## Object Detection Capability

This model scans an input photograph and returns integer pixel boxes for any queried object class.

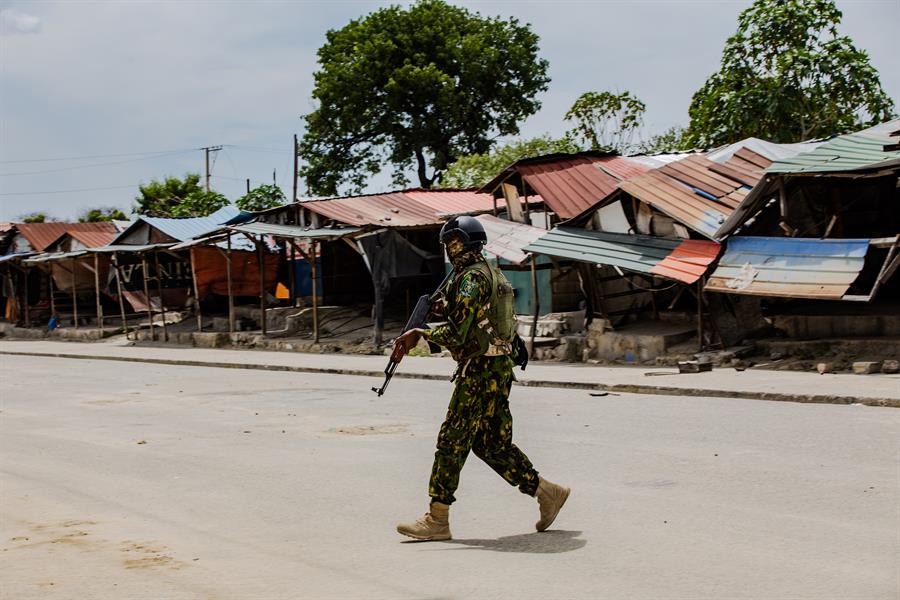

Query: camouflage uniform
[422,259,539,505]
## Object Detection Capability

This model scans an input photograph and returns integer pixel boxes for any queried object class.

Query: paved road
[1,354,898,599]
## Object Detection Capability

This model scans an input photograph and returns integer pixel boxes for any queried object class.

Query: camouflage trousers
[428,355,539,505]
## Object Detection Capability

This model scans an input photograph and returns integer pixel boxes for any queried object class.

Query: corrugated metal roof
[617,153,770,240]
[24,250,89,264]
[766,119,900,174]
[13,222,118,252]
[401,189,496,216]
[111,206,243,244]
[475,215,548,265]
[514,156,649,219]
[302,189,492,228]
[229,222,360,240]
[478,152,649,220]
[524,226,720,284]
[66,229,118,248]
[714,119,900,240]
[705,237,870,299]
[0,251,37,263]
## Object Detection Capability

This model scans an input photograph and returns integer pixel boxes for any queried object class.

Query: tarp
[191,245,280,299]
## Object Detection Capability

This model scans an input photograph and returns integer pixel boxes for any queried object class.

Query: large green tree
[439,135,581,189]
[685,0,895,147]
[236,184,286,212]
[564,91,646,154]
[298,0,550,195]
[134,173,228,218]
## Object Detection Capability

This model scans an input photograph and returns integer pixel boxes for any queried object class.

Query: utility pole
[202,145,223,192]
[292,134,298,205]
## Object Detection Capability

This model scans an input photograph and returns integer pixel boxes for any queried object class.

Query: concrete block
[816,362,835,374]
[192,332,230,348]
[881,359,899,374]
[852,361,881,375]
[678,361,713,373]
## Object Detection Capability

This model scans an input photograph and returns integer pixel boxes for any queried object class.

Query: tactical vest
[448,260,517,359]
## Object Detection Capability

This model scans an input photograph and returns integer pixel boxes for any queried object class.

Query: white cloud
[0,7,41,35]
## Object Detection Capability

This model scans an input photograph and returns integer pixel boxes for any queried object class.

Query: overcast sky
[1,0,897,222]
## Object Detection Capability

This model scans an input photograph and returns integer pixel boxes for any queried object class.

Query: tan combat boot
[535,476,570,532]
[396,502,452,541]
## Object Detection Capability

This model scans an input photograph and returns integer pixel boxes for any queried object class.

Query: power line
[0,147,202,164]
[0,184,140,196]
[0,149,197,177]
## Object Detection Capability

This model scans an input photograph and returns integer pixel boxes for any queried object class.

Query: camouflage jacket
[421,264,492,362]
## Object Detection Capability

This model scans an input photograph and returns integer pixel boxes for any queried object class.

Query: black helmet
[439,216,487,249]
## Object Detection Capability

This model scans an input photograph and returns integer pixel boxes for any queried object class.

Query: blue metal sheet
[705,237,871,299]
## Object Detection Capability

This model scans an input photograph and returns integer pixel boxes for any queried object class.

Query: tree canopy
[236,184,286,212]
[78,207,128,223]
[20,212,52,223]
[685,0,895,147]
[564,91,646,154]
[298,0,550,195]
[439,135,581,189]
[134,173,229,218]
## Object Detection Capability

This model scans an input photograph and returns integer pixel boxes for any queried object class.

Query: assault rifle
[372,270,453,397]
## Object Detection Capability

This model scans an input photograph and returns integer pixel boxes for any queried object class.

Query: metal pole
[113,253,129,333]
[530,253,540,359]
[226,234,235,335]
[311,239,319,343]
[190,247,203,332]
[93,253,103,331]
[153,250,169,342]
[71,258,79,329]
[257,236,267,336]
[140,254,155,341]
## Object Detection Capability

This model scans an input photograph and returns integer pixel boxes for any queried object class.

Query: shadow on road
[434,530,586,554]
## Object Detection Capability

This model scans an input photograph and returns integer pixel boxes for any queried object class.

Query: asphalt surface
[1,354,898,599]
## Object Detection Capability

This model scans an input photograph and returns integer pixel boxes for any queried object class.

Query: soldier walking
[393,216,570,541]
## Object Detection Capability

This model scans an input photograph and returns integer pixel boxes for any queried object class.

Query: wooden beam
[93,253,103,331]
[113,253,129,334]
[153,250,169,342]
[71,259,78,329]
[311,239,319,343]
[140,254,154,341]
[190,247,202,332]
[226,234,235,335]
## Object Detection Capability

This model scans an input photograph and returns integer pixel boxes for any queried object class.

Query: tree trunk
[415,148,433,188]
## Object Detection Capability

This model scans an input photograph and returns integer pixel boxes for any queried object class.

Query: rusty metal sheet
[14,222,118,252]
[475,214,548,265]
[481,153,649,220]
[619,170,731,239]
[705,237,870,299]
[660,155,738,198]
[402,189,495,216]
[67,230,118,248]
[302,189,493,228]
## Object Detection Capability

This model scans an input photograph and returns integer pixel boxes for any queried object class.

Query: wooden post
[258,235,267,336]
[49,267,56,320]
[492,195,498,217]
[71,258,79,329]
[153,250,169,342]
[697,278,704,352]
[141,253,155,341]
[288,241,296,307]
[190,247,203,332]
[113,253,129,333]
[521,182,530,225]
[226,234,235,335]
[311,239,319,343]
[530,253,540,359]
[93,253,103,331]
[292,133,299,206]
[22,265,30,327]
